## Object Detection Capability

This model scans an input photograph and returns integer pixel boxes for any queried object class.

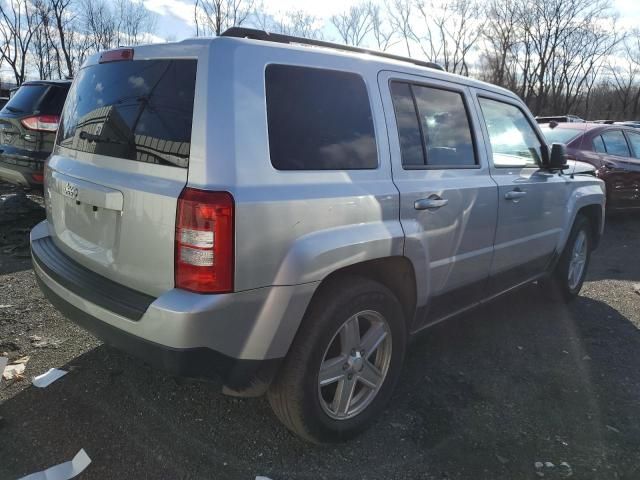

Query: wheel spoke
[358,360,383,389]
[360,323,387,359]
[319,355,347,386]
[569,262,576,284]
[340,316,361,354]
[318,310,394,420]
[578,233,586,254]
[332,376,357,416]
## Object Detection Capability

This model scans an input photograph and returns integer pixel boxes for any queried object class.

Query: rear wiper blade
[79,130,127,144]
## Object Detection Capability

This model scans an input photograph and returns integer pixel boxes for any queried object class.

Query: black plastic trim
[31,236,155,320]
[35,274,282,393]
[222,27,445,71]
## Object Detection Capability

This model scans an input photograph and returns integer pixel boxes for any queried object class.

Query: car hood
[566,159,597,176]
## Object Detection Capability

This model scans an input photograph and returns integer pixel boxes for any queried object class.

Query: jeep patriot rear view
[31,28,605,443]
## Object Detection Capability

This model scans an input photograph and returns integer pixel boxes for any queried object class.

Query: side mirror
[547,143,569,171]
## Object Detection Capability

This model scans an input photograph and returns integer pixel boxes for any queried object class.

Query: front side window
[601,130,630,157]
[265,65,377,170]
[389,81,476,168]
[478,97,542,168]
[58,59,197,168]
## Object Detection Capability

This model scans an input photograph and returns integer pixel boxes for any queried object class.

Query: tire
[267,275,407,443]
[544,215,592,301]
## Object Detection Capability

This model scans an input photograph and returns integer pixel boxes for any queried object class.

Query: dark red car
[540,122,640,211]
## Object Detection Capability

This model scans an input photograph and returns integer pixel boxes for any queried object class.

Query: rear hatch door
[0,83,68,155]
[45,46,201,297]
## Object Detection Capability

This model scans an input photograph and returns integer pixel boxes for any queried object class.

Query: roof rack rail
[221,27,445,72]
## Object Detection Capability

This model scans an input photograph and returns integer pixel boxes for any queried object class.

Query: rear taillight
[21,115,60,132]
[31,172,44,183]
[175,187,234,293]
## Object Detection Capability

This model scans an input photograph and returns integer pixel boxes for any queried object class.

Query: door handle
[505,189,527,200]
[414,196,449,210]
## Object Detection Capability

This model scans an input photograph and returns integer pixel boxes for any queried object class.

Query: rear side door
[379,71,498,328]
[471,91,570,294]
[600,129,640,209]
[622,130,640,208]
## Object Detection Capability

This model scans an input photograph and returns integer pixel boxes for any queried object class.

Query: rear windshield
[2,84,68,115]
[540,126,583,144]
[58,59,197,168]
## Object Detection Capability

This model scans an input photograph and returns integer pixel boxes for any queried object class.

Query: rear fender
[272,220,405,285]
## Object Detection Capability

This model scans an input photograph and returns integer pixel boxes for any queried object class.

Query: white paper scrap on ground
[32,368,68,388]
[17,449,91,480]
[0,356,7,382]
[2,362,25,380]
[256,477,273,480]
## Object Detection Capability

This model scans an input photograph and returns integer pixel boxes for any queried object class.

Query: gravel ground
[1,181,639,480]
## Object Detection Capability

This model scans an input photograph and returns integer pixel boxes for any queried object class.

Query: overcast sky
[1,0,637,83]
[146,0,640,41]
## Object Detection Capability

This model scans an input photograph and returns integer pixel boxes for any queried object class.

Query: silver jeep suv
[31,28,605,443]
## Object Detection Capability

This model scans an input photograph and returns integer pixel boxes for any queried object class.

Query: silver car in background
[31,28,605,443]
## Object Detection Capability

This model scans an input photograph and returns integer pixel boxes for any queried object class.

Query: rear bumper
[36,273,281,393]
[31,220,318,395]
[0,147,48,187]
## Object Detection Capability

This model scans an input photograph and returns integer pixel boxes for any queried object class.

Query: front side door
[471,91,570,294]
[379,72,498,329]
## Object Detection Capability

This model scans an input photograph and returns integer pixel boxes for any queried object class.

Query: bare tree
[31,1,55,79]
[253,7,323,39]
[369,2,395,51]
[411,0,482,75]
[330,2,374,46]
[609,32,640,119]
[481,0,521,88]
[82,0,156,54]
[48,0,74,77]
[83,0,116,51]
[115,0,156,46]
[387,0,413,56]
[521,0,614,113]
[0,0,44,84]
[195,0,254,36]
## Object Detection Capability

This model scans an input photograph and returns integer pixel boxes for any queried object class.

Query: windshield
[2,84,68,115]
[57,59,197,168]
[539,126,583,144]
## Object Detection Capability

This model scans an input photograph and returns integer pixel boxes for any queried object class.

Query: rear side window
[265,65,377,170]
[58,59,197,168]
[390,82,424,167]
[593,135,607,153]
[390,81,476,168]
[625,131,640,158]
[3,84,68,115]
[412,85,476,167]
[601,130,630,157]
